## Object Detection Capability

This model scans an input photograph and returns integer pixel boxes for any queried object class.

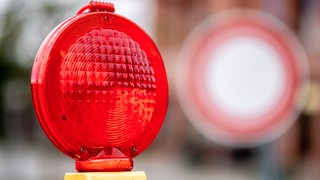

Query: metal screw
[80,146,86,153]
[133,146,137,152]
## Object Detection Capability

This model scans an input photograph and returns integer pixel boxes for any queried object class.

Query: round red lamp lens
[31,3,168,172]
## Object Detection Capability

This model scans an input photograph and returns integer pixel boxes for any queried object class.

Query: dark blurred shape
[0,1,71,142]
[0,2,29,140]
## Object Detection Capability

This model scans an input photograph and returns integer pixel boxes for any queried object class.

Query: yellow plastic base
[64,171,147,180]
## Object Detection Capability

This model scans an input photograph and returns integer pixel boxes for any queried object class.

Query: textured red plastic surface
[31,10,168,172]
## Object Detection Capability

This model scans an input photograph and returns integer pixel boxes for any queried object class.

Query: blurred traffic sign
[176,10,309,147]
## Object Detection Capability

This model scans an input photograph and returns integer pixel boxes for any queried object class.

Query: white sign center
[205,36,286,118]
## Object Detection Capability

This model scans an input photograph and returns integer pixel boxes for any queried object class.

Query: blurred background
[1,0,320,179]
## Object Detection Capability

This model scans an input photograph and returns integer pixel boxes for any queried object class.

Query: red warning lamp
[31,1,168,172]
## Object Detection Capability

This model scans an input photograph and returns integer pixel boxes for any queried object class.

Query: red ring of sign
[178,11,308,146]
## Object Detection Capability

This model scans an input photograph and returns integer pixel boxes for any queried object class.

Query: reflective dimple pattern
[59,29,157,148]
